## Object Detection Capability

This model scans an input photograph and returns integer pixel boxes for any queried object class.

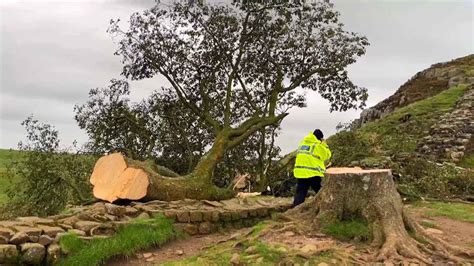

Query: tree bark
[286,167,474,264]
[254,150,296,192]
[89,153,233,202]
[190,131,229,180]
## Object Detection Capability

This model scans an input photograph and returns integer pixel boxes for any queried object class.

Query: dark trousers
[292,176,322,207]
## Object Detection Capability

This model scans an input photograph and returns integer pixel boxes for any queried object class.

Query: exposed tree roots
[282,169,474,264]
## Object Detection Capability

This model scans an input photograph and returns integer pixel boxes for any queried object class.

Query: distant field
[0,149,25,204]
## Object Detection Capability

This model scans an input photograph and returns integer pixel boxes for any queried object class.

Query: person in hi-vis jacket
[292,129,332,207]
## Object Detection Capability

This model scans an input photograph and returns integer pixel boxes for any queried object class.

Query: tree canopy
[90,0,369,180]
[111,0,368,122]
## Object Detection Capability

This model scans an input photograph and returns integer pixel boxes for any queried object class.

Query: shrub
[326,130,373,166]
[397,158,474,200]
[0,116,96,218]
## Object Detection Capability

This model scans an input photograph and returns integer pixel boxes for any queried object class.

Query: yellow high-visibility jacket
[293,133,332,178]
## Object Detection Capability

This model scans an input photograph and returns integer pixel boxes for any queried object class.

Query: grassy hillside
[327,84,473,199]
[328,84,469,166]
[0,149,25,204]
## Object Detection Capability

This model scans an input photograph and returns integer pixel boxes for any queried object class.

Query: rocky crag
[0,197,291,264]
[418,86,473,163]
[350,54,474,165]
[352,55,474,130]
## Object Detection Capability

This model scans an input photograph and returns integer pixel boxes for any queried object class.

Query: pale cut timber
[326,167,390,174]
[90,153,149,202]
[89,152,234,202]
[115,168,150,200]
[90,153,127,186]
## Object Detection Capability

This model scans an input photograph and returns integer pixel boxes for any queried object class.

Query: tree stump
[286,167,473,263]
[89,153,233,202]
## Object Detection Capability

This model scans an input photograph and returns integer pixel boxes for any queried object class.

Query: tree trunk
[190,132,229,179]
[286,167,474,263]
[89,153,233,202]
[253,150,296,192]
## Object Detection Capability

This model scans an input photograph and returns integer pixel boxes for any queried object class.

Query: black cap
[313,129,324,141]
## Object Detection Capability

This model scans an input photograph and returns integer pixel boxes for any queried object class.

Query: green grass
[416,201,474,223]
[0,148,26,168]
[250,221,269,237]
[249,241,285,263]
[419,220,439,229]
[459,154,474,168]
[322,219,371,242]
[0,149,25,204]
[60,233,87,255]
[328,85,468,166]
[360,84,468,154]
[57,216,176,266]
[0,175,12,204]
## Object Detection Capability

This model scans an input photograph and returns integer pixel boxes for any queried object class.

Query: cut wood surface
[89,153,233,203]
[325,167,390,174]
[90,153,150,202]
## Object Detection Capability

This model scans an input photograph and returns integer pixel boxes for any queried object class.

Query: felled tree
[153,88,214,174]
[92,0,369,200]
[75,80,214,175]
[214,125,281,190]
[285,168,473,263]
[75,79,160,160]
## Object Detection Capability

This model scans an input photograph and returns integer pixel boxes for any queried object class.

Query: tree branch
[281,67,323,93]
[228,113,288,148]
[268,59,284,116]
[235,73,260,113]
[224,11,251,126]
[269,150,297,176]
[159,68,222,132]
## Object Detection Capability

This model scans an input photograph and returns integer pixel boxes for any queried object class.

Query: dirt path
[429,216,474,247]
[108,228,247,265]
[406,205,474,248]
[109,204,473,265]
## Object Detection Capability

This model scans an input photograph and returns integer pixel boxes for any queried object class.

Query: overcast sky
[0,0,472,153]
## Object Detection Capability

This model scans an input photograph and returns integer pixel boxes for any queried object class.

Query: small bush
[398,158,474,200]
[1,116,96,218]
[327,131,373,166]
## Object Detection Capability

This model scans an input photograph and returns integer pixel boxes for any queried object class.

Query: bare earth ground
[405,205,474,248]
[110,204,474,265]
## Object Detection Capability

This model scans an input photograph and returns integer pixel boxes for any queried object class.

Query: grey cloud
[0,94,76,124]
[279,95,360,152]
[1,0,473,154]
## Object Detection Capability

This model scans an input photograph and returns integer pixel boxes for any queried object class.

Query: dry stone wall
[418,85,474,163]
[0,197,291,264]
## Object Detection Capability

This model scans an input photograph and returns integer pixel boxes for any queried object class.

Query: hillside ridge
[352,54,474,129]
